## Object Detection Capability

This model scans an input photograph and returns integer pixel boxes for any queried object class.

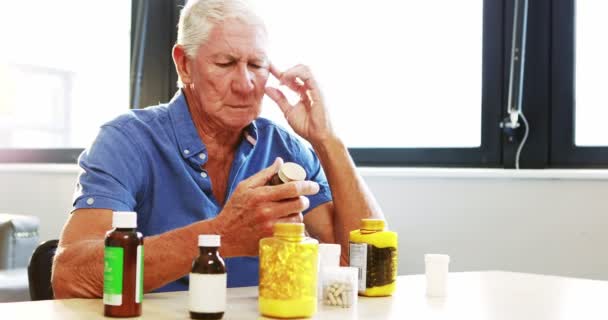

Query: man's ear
[172,44,192,85]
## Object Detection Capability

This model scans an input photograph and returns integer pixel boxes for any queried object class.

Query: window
[255,0,502,166]
[552,0,608,167]
[255,1,483,149]
[0,0,131,161]
[574,1,608,147]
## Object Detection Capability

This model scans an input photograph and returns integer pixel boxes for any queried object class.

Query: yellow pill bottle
[349,219,398,296]
[259,223,319,318]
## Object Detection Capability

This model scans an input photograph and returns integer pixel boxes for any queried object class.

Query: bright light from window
[0,0,131,148]
[575,1,608,147]
[254,0,483,148]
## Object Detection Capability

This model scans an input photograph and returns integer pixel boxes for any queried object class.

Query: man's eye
[216,62,234,67]
[251,63,270,71]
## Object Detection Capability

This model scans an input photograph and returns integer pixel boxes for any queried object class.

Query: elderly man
[52,0,384,298]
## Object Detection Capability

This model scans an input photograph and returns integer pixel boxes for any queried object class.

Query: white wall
[1,165,607,280]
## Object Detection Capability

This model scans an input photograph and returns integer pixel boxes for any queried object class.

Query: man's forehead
[201,21,267,58]
[206,19,267,46]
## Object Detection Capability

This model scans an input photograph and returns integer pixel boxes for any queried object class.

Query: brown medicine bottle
[269,162,306,186]
[104,211,144,317]
[269,162,308,233]
[189,235,226,319]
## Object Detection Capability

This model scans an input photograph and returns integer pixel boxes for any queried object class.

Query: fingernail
[302,196,310,210]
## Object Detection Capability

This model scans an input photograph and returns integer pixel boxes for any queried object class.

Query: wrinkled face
[186,18,270,131]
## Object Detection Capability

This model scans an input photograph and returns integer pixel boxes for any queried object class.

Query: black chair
[27,239,59,300]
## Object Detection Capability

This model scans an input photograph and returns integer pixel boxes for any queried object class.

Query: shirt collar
[244,120,258,146]
[168,90,259,159]
[168,90,205,159]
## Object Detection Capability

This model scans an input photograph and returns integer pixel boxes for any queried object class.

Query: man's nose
[232,64,255,94]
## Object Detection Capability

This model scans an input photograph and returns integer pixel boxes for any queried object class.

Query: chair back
[27,239,59,300]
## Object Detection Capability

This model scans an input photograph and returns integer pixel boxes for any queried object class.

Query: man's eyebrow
[210,53,236,60]
[250,56,269,64]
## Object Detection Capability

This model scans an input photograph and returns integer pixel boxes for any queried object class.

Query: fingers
[275,212,304,224]
[269,63,282,80]
[265,86,291,115]
[255,180,320,202]
[258,197,309,222]
[269,63,322,104]
[243,157,283,188]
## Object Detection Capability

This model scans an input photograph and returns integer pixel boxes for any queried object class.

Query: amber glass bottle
[259,223,318,318]
[189,235,226,320]
[104,211,144,317]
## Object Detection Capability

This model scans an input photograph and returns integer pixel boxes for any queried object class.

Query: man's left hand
[265,64,335,145]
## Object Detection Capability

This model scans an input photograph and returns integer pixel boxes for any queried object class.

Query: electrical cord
[514,111,529,170]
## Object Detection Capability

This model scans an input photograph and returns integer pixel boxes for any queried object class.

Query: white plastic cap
[319,243,341,267]
[278,162,307,182]
[112,211,137,228]
[425,254,450,264]
[198,234,221,247]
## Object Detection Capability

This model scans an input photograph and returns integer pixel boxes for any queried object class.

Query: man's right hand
[210,157,320,256]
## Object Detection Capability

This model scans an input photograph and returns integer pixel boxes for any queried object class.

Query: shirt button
[184,149,190,155]
[199,153,207,160]
[200,172,208,178]
[86,197,95,205]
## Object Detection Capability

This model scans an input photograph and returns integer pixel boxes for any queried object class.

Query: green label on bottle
[104,246,124,306]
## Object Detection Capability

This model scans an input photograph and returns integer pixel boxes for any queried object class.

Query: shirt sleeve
[73,124,147,212]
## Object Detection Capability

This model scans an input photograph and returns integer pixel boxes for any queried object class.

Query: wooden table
[2,271,608,319]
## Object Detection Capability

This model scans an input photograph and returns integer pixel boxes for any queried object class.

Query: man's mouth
[226,104,251,109]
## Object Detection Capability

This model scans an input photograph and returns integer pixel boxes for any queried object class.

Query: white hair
[177,0,265,58]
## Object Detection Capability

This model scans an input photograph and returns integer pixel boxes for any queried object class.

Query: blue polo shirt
[73,90,332,292]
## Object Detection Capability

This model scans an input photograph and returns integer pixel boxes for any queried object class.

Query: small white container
[321,266,358,308]
[425,254,450,297]
[318,243,341,300]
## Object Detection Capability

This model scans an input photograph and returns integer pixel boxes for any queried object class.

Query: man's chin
[222,116,257,131]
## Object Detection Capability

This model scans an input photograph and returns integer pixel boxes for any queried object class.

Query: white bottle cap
[112,211,137,228]
[278,162,307,182]
[198,234,221,247]
[319,243,341,267]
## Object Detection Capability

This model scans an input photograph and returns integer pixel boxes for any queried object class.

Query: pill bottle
[189,235,226,319]
[259,223,318,318]
[268,162,306,186]
[349,219,397,296]
[104,211,144,317]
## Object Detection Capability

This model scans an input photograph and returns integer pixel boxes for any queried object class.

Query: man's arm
[303,137,384,265]
[266,64,385,265]
[52,208,221,298]
[53,159,319,298]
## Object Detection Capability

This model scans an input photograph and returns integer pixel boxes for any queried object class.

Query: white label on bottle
[349,242,367,292]
[189,273,227,313]
[135,245,143,303]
